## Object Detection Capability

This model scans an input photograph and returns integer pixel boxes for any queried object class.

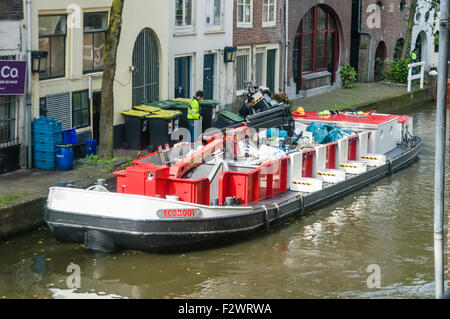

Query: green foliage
[0,193,28,206]
[86,155,121,165]
[384,58,411,84]
[340,63,357,89]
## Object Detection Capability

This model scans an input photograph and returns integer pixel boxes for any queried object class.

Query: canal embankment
[0,149,146,240]
[0,82,436,241]
[291,81,435,112]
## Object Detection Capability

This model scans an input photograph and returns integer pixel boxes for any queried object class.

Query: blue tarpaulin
[307,122,357,144]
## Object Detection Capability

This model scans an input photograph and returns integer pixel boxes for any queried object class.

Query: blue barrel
[63,128,78,144]
[85,139,98,156]
[56,145,74,171]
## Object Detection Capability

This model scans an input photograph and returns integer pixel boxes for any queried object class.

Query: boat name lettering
[157,209,202,219]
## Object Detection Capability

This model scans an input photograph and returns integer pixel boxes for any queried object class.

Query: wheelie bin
[214,110,245,129]
[146,110,183,152]
[121,110,150,150]
[199,100,219,131]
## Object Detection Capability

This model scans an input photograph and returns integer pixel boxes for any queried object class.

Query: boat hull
[45,137,421,253]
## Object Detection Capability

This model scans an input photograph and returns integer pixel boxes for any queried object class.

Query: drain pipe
[433,0,449,300]
[358,0,373,82]
[26,0,32,169]
[284,0,289,93]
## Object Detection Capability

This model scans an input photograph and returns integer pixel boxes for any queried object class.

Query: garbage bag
[307,122,331,144]
[307,122,357,144]
[327,128,344,142]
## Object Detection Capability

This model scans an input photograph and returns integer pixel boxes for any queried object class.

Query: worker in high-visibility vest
[410,50,417,62]
[410,49,418,75]
[188,90,205,142]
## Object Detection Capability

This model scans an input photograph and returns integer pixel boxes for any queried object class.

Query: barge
[45,111,420,253]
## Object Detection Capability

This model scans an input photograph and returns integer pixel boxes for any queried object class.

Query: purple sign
[0,61,27,95]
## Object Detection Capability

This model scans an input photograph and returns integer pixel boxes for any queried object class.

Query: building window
[262,0,276,27]
[434,31,439,53]
[255,50,265,87]
[175,0,192,28]
[206,0,222,28]
[83,12,108,74]
[236,51,250,91]
[0,96,16,144]
[294,7,338,79]
[0,0,23,20]
[237,0,252,27]
[72,90,90,129]
[38,15,66,80]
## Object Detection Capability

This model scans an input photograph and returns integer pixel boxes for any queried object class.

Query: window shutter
[46,92,71,130]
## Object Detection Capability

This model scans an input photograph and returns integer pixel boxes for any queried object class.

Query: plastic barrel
[56,145,74,171]
[63,128,78,144]
[85,139,97,156]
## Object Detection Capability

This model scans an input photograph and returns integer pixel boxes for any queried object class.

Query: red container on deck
[326,142,337,169]
[302,149,315,178]
[168,178,210,205]
[348,136,358,161]
[218,157,288,205]
[120,165,149,196]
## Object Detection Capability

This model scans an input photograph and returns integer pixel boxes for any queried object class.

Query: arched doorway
[292,5,340,92]
[414,31,427,62]
[374,41,386,81]
[132,28,159,106]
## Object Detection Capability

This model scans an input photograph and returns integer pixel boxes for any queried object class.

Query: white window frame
[235,47,251,95]
[205,0,223,30]
[237,0,253,28]
[262,0,276,27]
[254,44,279,93]
[175,0,193,30]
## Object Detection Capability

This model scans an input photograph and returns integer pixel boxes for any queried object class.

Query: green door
[267,49,276,93]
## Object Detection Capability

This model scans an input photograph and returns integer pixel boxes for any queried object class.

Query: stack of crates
[33,116,63,170]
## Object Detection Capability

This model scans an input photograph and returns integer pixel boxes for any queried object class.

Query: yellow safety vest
[187,98,200,120]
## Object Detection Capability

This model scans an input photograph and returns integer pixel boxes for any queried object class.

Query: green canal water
[0,102,447,299]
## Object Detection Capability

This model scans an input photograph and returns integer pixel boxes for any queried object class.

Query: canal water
[0,102,447,299]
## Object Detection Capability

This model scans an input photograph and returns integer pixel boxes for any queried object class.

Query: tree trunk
[98,0,125,158]
[401,0,418,59]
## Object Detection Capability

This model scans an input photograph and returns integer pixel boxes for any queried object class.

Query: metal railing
[407,61,425,92]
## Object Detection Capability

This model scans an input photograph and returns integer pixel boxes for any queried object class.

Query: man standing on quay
[188,90,205,142]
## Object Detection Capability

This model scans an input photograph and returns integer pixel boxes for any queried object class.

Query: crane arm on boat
[169,125,250,178]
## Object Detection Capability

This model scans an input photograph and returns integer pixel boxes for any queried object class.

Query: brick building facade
[357,0,410,82]
[285,0,353,99]
[232,0,286,111]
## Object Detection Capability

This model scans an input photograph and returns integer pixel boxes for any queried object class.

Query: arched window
[393,38,404,60]
[293,6,339,91]
[132,29,160,106]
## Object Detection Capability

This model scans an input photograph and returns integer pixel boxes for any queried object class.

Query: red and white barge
[45,111,420,253]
